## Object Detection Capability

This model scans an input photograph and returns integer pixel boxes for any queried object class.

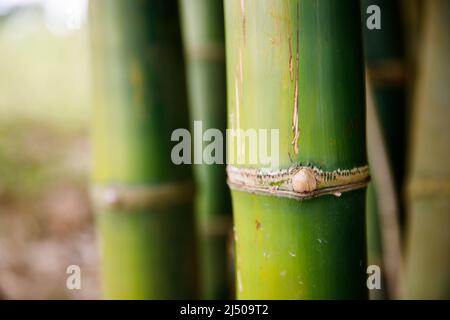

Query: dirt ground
[0,122,99,299]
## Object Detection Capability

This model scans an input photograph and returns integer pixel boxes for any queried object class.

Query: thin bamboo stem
[366,75,402,298]
[179,0,232,299]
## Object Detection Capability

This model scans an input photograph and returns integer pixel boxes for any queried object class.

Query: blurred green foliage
[0,7,91,198]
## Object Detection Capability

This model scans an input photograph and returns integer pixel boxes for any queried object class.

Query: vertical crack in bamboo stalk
[291,11,300,155]
[288,35,293,81]
[239,47,244,85]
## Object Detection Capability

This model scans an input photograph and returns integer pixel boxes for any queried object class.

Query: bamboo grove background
[0,0,447,299]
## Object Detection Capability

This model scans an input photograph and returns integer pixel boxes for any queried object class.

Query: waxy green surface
[90,1,197,299]
[225,0,368,299]
[179,0,232,299]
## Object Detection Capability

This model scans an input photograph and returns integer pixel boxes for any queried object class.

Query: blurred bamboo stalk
[402,0,450,299]
[401,0,424,75]
[361,0,406,299]
[225,0,368,299]
[362,0,408,192]
[89,1,198,299]
[179,0,232,299]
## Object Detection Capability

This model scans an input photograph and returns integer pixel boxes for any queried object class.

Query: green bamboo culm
[225,0,368,299]
[179,0,232,299]
[90,1,197,299]
[402,0,450,299]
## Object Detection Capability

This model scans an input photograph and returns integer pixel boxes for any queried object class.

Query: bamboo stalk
[179,0,232,299]
[225,0,368,299]
[89,1,197,299]
[361,0,406,299]
[362,0,408,192]
[402,0,450,299]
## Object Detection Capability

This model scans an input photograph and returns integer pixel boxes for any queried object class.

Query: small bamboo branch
[366,74,402,299]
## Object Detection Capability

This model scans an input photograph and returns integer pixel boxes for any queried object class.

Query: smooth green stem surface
[225,0,368,299]
[402,0,450,299]
[179,0,232,299]
[90,1,197,299]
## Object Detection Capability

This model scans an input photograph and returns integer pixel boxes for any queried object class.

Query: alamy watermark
[367,265,382,290]
[171,121,280,168]
[66,264,81,290]
[366,5,381,30]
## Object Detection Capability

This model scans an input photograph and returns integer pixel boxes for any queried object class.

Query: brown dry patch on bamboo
[286,0,293,81]
[255,220,261,231]
[267,3,287,47]
[129,60,145,117]
[288,35,293,81]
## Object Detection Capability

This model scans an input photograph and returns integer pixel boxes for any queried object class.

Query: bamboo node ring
[227,164,370,200]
